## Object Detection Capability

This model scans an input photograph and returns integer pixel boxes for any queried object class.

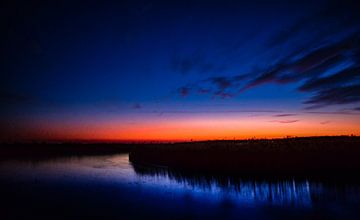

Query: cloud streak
[269,120,299,124]
[272,114,298,117]
[320,121,331,125]
[178,87,190,97]
[304,85,360,106]
[132,103,142,109]
[177,73,250,99]
[177,1,360,109]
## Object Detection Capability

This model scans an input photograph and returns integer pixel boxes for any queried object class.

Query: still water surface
[1,153,360,219]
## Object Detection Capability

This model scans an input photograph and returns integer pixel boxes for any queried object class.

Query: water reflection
[131,161,360,210]
[132,163,314,207]
[1,153,360,219]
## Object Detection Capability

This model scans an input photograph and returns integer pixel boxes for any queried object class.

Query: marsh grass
[130,136,360,178]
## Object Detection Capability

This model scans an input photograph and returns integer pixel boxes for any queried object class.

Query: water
[1,153,360,219]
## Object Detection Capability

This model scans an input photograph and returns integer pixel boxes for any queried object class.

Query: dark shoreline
[129,136,360,179]
[0,143,132,161]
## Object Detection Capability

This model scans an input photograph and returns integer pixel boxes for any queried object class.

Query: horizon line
[1,134,358,144]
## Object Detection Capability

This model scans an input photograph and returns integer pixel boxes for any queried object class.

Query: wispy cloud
[132,103,142,109]
[320,121,331,124]
[299,66,360,92]
[177,0,360,109]
[269,120,299,124]
[177,73,250,99]
[178,87,190,97]
[303,110,360,115]
[303,85,360,107]
[272,114,298,117]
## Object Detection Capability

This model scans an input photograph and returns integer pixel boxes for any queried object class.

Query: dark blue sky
[1,0,360,140]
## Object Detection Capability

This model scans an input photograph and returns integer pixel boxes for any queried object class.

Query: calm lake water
[1,153,360,219]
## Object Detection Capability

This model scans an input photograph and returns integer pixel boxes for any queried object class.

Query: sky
[1,0,360,141]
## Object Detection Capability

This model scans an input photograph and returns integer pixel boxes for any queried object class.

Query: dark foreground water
[1,153,360,220]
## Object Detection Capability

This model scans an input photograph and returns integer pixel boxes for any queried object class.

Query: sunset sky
[1,0,360,141]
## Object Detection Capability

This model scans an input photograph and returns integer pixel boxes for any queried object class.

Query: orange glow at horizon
[8,113,360,142]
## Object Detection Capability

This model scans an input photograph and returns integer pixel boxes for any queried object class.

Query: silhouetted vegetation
[130,136,360,178]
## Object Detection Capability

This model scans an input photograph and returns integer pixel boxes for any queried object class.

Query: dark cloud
[208,74,250,99]
[304,110,359,115]
[178,87,190,97]
[247,1,360,108]
[241,66,284,91]
[269,120,299,124]
[273,114,297,117]
[212,91,234,99]
[178,0,360,109]
[177,73,250,98]
[304,84,360,106]
[243,35,360,91]
[299,66,360,92]
[320,121,331,124]
[132,103,142,109]
[209,77,232,90]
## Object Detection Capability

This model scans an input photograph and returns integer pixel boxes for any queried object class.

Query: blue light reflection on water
[133,167,313,208]
[1,153,360,219]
